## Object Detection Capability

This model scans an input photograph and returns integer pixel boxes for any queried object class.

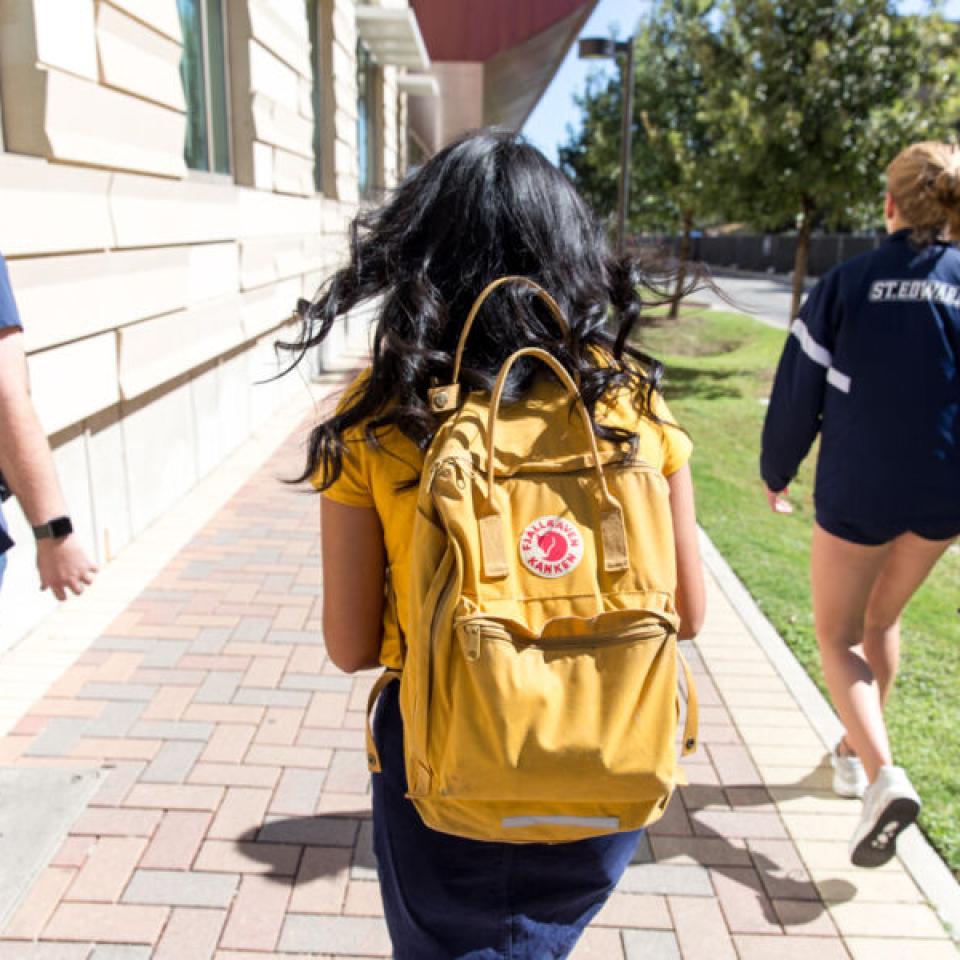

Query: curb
[704,265,819,289]
[697,525,960,940]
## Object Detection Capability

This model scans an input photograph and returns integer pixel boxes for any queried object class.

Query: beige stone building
[0,0,595,645]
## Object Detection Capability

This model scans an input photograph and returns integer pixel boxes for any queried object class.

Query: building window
[356,39,377,197]
[407,130,428,171]
[178,0,231,174]
[307,1,324,192]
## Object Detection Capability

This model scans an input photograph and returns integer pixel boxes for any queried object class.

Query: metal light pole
[578,36,636,254]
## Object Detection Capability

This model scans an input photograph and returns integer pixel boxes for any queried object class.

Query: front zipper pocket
[435,615,681,803]
[456,617,667,662]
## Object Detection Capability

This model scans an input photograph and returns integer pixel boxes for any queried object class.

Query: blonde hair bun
[887,141,960,243]
[933,150,960,205]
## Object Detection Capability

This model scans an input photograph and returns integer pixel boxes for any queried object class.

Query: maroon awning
[411,0,593,62]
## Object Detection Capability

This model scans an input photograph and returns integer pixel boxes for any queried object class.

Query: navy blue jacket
[761,230,960,528]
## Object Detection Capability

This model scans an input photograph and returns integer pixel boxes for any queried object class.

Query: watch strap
[32,516,73,540]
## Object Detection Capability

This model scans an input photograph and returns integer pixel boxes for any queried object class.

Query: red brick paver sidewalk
[0,424,955,959]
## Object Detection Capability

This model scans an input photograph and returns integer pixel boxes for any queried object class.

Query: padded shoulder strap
[428,276,570,414]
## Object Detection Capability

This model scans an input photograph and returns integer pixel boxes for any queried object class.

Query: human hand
[764,485,793,514]
[36,536,98,600]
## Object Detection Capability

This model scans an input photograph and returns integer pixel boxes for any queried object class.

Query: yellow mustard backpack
[365,276,698,843]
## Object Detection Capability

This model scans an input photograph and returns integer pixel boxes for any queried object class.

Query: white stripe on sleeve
[790,318,833,368]
[790,318,852,393]
[826,368,851,393]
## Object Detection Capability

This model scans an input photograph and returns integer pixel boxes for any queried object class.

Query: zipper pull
[460,623,481,662]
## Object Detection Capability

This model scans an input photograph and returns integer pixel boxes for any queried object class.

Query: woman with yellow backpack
[286,129,706,959]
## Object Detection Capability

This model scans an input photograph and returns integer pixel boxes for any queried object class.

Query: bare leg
[812,525,957,782]
[811,525,893,782]
[863,533,957,707]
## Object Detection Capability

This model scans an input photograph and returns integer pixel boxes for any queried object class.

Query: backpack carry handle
[478,346,630,578]
[428,276,570,414]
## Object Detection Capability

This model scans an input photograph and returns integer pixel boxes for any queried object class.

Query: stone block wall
[0,0,409,645]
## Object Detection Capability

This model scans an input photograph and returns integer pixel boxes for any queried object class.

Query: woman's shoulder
[335,366,423,464]
[597,375,691,476]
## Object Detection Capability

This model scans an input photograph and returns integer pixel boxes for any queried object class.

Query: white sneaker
[849,765,921,868]
[831,740,867,799]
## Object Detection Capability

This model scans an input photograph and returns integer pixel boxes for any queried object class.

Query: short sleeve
[313,437,375,507]
[0,255,23,332]
[311,372,375,508]
[653,392,692,477]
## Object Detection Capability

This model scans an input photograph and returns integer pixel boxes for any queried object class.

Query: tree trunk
[669,209,695,319]
[790,196,814,324]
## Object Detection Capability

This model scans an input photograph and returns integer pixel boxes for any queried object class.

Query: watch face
[49,517,73,539]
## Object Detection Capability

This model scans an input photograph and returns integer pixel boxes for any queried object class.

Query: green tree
[560,0,722,317]
[706,0,960,319]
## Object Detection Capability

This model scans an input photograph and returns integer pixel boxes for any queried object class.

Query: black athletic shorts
[817,512,960,547]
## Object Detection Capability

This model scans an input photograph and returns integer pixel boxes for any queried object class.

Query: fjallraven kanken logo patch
[519,516,583,578]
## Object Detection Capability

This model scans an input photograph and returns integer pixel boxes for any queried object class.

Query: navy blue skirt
[370,681,642,959]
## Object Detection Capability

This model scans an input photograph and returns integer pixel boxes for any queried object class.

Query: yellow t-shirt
[316,374,692,669]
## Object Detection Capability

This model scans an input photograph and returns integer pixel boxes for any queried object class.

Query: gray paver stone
[263,574,293,591]
[84,702,146,738]
[279,914,392,956]
[130,721,215,741]
[291,584,322,596]
[92,637,153,652]
[122,869,238,907]
[24,717,91,756]
[192,672,243,704]
[139,741,205,783]
[233,689,310,708]
[140,641,190,668]
[232,618,272,642]
[77,684,159,702]
[272,768,327,816]
[622,929,681,960]
[189,628,231,654]
[132,669,207,686]
[619,863,714,897]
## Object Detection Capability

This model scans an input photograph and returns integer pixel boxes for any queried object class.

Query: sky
[521,0,960,166]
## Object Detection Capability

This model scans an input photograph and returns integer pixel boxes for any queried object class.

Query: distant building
[0,0,595,644]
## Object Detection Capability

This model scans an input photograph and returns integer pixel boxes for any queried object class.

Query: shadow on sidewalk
[233,766,857,931]
[647,763,858,927]
[237,812,373,883]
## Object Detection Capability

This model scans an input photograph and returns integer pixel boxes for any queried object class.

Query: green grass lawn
[640,308,960,877]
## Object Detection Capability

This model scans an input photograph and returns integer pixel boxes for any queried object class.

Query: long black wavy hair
[282,128,685,490]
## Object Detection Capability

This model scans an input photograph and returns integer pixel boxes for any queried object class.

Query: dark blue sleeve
[760,272,841,492]
[0,255,22,332]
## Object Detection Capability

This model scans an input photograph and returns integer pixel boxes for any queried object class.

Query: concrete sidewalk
[0,395,957,959]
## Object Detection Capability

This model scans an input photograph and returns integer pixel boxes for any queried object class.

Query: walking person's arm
[0,327,98,599]
[668,464,705,639]
[320,498,386,673]
[761,273,840,511]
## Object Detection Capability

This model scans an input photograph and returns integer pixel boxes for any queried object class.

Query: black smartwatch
[32,516,73,541]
